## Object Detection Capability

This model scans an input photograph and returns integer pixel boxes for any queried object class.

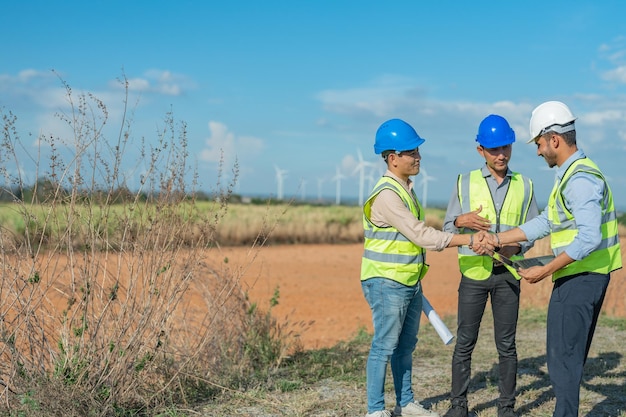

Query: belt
[493,265,508,274]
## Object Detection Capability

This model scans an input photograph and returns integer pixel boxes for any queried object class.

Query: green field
[0,201,449,248]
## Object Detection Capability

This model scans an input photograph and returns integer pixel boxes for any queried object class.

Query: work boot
[442,404,468,417]
[497,406,517,417]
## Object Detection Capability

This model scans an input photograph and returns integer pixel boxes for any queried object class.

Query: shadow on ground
[424,352,625,417]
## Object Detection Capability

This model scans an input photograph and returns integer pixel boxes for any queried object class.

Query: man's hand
[471,231,497,254]
[455,205,491,231]
[519,266,550,284]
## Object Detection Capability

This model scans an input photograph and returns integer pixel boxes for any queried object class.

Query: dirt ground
[217,240,626,350]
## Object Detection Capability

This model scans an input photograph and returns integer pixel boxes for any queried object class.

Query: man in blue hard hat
[441,115,539,417]
[360,119,494,417]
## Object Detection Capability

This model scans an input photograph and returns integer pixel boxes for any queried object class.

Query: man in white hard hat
[477,101,622,417]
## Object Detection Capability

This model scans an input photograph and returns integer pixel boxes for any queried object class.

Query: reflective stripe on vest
[548,157,622,280]
[456,169,533,280]
[361,176,426,286]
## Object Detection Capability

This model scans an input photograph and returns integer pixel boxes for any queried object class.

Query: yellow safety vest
[456,169,534,280]
[548,157,622,280]
[361,176,427,286]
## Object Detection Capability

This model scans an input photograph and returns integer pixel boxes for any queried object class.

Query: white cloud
[110,69,193,96]
[199,121,265,170]
[316,75,427,118]
[32,86,73,109]
[340,154,357,176]
[598,36,626,84]
[315,76,534,145]
[125,77,151,92]
[0,69,56,96]
[17,69,52,82]
[617,128,626,149]
[582,109,624,125]
[602,65,626,83]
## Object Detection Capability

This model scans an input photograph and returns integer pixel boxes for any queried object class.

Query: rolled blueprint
[422,294,454,345]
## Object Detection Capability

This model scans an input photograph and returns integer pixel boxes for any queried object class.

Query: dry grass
[213,203,445,246]
[197,309,626,417]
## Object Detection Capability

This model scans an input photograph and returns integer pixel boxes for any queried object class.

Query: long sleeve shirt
[443,164,539,254]
[369,170,453,251]
[519,149,605,261]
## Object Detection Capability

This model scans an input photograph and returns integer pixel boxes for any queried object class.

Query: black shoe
[497,406,516,417]
[442,405,468,417]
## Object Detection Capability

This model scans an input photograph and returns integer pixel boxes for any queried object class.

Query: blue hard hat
[476,114,515,148]
[374,119,426,154]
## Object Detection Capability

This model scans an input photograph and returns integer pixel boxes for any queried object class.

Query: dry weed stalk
[0,76,289,415]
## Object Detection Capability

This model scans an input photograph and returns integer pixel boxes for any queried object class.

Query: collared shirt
[443,164,539,254]
[369,170,453,251]
[519,149,604,260]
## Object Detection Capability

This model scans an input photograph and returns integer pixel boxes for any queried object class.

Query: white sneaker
[393,401,439,417]
[366,410,392,417]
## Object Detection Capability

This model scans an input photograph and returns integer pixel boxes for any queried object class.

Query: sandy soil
[217,240,626,350]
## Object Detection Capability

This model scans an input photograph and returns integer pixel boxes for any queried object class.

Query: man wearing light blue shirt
[479,101,622,417]
[518,149,606,261]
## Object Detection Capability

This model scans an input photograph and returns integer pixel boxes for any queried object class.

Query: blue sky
[2,1,625,209]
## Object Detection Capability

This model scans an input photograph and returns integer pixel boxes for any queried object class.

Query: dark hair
[381,150,394,161]
[561,130,577,146]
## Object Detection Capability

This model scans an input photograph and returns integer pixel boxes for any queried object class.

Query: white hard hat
[528,101,577,143]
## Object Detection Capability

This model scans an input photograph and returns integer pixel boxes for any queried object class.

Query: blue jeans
[361,277,423,413]
[450,267,520,409]
[547,272,609,417]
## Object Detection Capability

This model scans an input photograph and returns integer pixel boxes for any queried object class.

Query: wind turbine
[332,166,345,205]
[353,149,376,206]
[419,166,436,208]
[274,165,288,200]
[317,177,325,202]
[300,179,307,201]
[6,165,35,191]
[365,170,377,195]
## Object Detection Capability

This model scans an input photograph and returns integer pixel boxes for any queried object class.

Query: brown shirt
[369,170,453,251]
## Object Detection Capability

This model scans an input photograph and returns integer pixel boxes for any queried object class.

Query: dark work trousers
[547,272,610,417]
[450,266,520,409]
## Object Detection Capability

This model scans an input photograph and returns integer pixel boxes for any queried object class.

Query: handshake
[469,231,501,255]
